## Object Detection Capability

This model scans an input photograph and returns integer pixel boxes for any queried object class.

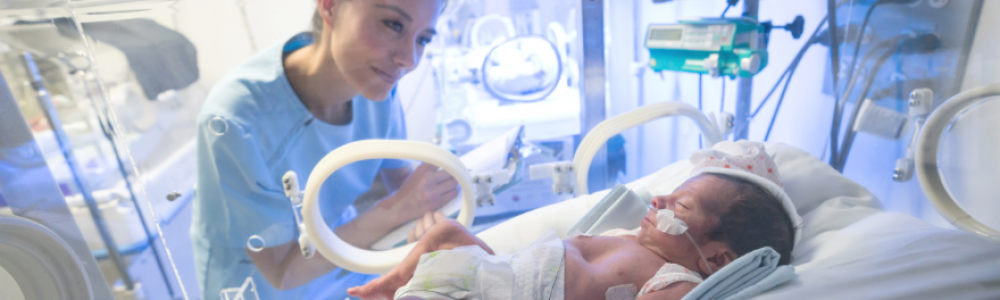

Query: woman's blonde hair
[310,0,447,38]
[311,9,324,38]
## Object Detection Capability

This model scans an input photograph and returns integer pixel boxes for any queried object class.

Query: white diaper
[394,238,566,300]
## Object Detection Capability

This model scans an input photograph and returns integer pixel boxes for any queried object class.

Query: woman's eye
[384,20,403,32]
[418,37,432,46]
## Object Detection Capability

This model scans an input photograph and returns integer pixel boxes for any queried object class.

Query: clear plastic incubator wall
[0,0,997,299]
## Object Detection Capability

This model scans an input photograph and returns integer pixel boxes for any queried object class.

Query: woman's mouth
[372,67,397,84]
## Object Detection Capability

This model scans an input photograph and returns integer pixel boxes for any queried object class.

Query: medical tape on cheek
[605,284,637,300]
[655,209,688,235]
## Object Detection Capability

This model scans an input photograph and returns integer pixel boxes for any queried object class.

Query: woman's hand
[407,211,446,243]
[377,163,458,226]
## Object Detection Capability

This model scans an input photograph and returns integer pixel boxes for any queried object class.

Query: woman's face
[324,0,440,100]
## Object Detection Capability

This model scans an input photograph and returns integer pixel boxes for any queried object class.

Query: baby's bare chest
[563,236,667,300]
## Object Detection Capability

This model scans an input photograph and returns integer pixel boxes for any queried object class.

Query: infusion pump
[645,17,768,78]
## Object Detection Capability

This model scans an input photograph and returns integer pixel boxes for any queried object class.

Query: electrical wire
[756,0,854,148]
[826,0,842,167]
[751,63,793,118]
[756,19,829,141]
[833,37,902,121]
[829,36,903,167]
[751,14,829,118]
[835,47,897,171]
[843,1,884,96]
[764,51,803,141]
[830,0,913,171]
[756,0,859,142]
[831,0,916,170]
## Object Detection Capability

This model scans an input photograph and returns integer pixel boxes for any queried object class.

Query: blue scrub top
[191,33,407,300]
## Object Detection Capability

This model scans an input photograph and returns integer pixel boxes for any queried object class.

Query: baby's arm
[636,282,697,300]
[348,219,491,300]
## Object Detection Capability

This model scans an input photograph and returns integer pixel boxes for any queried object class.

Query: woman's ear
[317,0,337,29]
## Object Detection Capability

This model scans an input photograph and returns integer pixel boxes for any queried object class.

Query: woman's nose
[393,40,418,71]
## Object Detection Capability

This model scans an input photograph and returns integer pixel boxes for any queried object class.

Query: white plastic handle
[915,83,1000,242]
[573,102,723,196]
[302,140,476,274]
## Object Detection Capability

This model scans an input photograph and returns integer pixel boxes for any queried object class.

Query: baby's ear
[703,242,737,274]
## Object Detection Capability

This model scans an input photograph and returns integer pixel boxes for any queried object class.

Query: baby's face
[637,174,732,263]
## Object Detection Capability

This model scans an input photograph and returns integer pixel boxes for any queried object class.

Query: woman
[191,0,451,299]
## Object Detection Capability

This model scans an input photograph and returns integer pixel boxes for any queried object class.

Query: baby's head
[637,164,796,277]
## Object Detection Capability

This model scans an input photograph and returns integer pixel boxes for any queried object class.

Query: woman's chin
[358,82,394,101]
[359,89,391,101]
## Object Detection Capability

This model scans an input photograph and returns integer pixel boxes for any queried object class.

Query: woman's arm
[380,165,411,193]
[246,239,338,290]
[337,163,457,248]
[248,163,458,290]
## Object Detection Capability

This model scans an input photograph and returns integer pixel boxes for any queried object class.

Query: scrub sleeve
[191,32,407,300]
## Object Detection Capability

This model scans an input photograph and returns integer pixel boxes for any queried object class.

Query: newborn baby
[349,142,799,300]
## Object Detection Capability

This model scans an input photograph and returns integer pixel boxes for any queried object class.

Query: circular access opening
[937,97,1000,230]
[0,215,93,300]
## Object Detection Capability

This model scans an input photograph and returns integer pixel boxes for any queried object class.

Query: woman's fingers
[424,168,455,186]
[432,190,459,208]
[427,177,458,198]
[413,163,436,175]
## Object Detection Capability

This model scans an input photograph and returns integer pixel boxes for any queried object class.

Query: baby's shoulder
[598,227,641,241]
[637,263,703,298]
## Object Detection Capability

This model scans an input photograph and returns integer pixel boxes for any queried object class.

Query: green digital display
[650,28,683,41]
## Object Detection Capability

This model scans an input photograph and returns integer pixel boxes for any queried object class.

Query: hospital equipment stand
[21,53,135,291]
[580,0,610,192]
[734,0,760,141]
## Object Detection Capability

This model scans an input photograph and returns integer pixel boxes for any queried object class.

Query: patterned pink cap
[688,141,802,245]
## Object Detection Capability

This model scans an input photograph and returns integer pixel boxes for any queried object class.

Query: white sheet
[762,211,1000,299]
[476,142,1000,299]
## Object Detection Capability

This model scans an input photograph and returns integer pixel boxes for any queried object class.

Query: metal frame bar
[0,64,116,300]
[20,52,134,290]
[733,0,760,141]
[580,0,609,192]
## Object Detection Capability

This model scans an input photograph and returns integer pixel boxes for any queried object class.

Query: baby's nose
[651,196,668,209]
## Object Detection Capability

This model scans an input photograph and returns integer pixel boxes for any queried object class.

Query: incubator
[0,0,998,299]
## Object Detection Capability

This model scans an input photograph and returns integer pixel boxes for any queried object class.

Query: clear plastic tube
[654,207,714,275]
